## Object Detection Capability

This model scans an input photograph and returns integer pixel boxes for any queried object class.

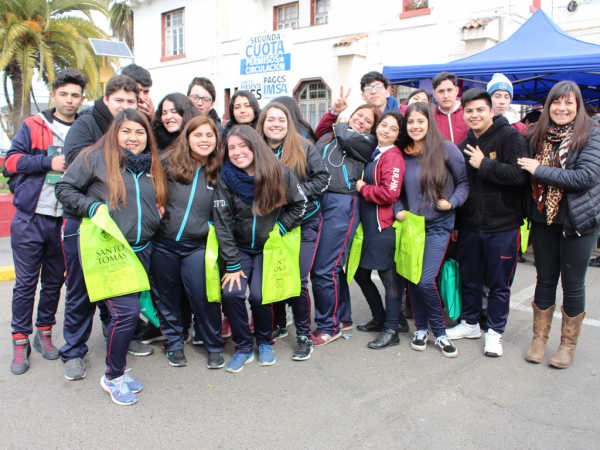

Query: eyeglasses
[363,83,385,93]
[189,95,213,104]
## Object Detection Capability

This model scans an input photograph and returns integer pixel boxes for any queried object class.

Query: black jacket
[457,116,530,233]
[55,149,161,249]
[159,165,214,242]
[64,97,112,166]
[272,140,330,220]
[213,165,307,272]
[532,125,600,235]
[315,123,377,196]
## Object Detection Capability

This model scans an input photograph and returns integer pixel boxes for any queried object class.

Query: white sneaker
[484,329,503,357]
[435,335,458,358]
[446,320,482,340]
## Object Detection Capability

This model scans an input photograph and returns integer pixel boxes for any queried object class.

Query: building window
[315,0,330,25]
[275,3,299,30]
[297,81,330,130]
[162,9,184,60]
[400,0,431,18]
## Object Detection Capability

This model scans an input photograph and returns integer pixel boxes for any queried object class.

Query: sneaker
[222,318,232,338]
[341,322,353,331]
[311,329,342,347]
[272,325,288,340]
[226,351,255,373]
[410,329,429,351]
[32,328,59,360]
[167,349,187,367]
[484,329,503,357]
[128,340,154,356]
[11,336,31,375]
[122,369,143,393]
[101,375,138,406]
[258,343,276,366]
[446,320,482,340]
[139,325,165,344]
[435,335,458,358]
[193,337,204,346]
[64,358,87,380]
[292,336,313,361]
[207,352,225,369]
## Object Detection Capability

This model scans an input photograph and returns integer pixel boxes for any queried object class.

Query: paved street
[1,255,599,449]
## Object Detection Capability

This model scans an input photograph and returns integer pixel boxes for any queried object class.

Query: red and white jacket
[359,145,405,230]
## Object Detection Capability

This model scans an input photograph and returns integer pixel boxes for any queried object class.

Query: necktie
[370,149,381,161]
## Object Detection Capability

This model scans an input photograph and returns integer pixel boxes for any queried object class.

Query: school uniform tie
[370,149,381,161]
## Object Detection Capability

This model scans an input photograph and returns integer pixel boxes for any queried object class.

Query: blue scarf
[122,147,153,173]
[221,159,255,204]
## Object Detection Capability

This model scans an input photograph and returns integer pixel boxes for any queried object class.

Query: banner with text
[240,33,293,107]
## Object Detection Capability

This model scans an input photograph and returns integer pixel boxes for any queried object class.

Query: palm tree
[0,0,111,139]
[110,2,134,53]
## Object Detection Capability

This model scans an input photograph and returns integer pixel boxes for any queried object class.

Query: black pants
[354,268,404,330]
[531,221,599,316]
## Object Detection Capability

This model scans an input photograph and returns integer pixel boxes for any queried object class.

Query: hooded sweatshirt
[434,101,469,145]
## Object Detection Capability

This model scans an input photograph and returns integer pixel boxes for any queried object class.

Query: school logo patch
[99,229,112,242]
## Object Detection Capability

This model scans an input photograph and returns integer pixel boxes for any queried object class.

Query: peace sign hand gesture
[333,86,351,114]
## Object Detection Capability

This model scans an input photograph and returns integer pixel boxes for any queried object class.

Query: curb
[0,265,16,281]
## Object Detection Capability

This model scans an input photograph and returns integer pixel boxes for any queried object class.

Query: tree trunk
[5,58,31,139]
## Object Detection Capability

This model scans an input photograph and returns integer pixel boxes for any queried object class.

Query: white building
[123,0,600,127]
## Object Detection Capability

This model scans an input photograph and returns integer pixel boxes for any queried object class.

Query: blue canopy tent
[383,10,600,104]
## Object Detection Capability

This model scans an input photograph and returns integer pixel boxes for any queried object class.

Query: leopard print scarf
[532,123,573,224]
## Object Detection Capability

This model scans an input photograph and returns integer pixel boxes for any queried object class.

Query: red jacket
[360,146,405,230]
[315,111,337,139]
[433,103,469,145]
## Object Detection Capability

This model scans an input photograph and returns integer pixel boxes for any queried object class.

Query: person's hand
[437,199,452,211]
[138,97,155,121]
[51,154,66,172]
[157,204,165,217]
[356,179,366,192]
[395,211,407,222]
[451,230,459,242]
[464,144,485,169]
[518,157,540,174]
[333,86,351,114]
[221,270,247,292]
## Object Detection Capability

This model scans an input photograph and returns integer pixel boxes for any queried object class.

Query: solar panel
[89,39,133,58]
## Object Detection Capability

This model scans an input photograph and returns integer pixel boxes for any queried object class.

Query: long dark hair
[273,96,318,143]
[228,90,261,127]
[152,93,199,149]
[399,102,448,208]
[256,102,307,181]
[225,126,287,216]
[378,111,404,148]
[84,109,167,210]
[321,104,381,145]
[528,81,599,154]
[167,116,222,187]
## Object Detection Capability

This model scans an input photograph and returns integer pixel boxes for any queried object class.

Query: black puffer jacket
[213,166,307,272]
[272,140,330,220]
[315,123,377,196]
[55,149,161,249]
[457,116,530,233]
[532,125,600,235]
[159,163,214,242]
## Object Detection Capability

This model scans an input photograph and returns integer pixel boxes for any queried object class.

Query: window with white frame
[298,81,330,130]
[165,10,184,57]
[315,0,330,25]
[277,3,299,30]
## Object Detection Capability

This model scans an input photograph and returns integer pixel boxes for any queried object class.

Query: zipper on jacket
[127,169,144,245]
[251,201,257,249]
[342,164,351,190]
[447,114,455,144]
[373,158,382,232]
[176,167,201,242]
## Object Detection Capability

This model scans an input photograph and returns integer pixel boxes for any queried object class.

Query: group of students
[6,63,600,406]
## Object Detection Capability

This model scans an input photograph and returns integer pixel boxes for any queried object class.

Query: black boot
[368,327,400,349]
[398,312,409,333]
[357,317,384,332]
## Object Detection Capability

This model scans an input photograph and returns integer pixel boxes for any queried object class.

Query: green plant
[404,0,428,11]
